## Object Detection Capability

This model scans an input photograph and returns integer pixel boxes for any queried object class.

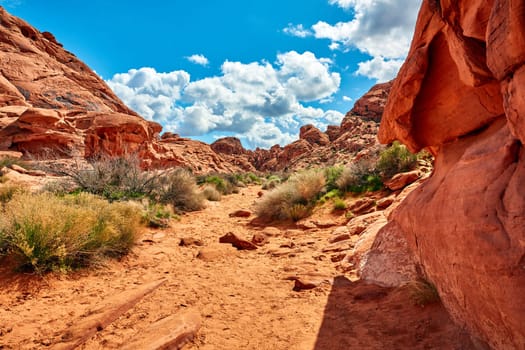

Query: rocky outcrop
[347,81,392,123]
[379,1,525,348]
[0,8,252,173]
[299,124,330,146]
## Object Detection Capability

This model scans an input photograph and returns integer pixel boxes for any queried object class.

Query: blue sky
[1,0,421,149]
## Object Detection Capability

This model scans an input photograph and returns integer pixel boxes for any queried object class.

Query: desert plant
[318,188,341,204]
[262,175,282,190]
[324,166,344,192]
[141,201,175,228]
[405,279,440,307]
[0,185,22,204]
[46,154,160,201]
[336,159,383,193]
[256,170,325,221]
[157,169,205,212]
[202,185,222,201]
[0,192,142,273]
[376,141,418,179]
[333,198,347,211]
[198,174,235,195]
[287,203,312,221]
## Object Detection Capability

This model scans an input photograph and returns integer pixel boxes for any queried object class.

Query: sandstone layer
[379,1,525,348]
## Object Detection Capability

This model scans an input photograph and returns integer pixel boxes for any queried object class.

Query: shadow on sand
[314,276,475,350]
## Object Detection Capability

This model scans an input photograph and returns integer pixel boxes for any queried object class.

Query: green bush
[376,141,418,179]
[333,198,347,211]
[256,170,325,221]
[141,202,175,228]
[319,188,341,204]
[0,192,142,273]
[336,159,383,194]
[324,166,344,192]
[157,169,205,213]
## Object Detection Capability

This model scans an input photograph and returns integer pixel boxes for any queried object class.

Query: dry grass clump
[0,192,142,273]
[202,185,222,201]
[157,168,205,213]
[256,170,325,221]
[405,279,440,307]
[336,159,382,194]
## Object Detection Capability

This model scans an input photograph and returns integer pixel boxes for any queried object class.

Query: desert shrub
[288,203,312,221]
[405,279,440,307]
[0,185,21,204]
[324,166,344,192]
[202,185,222,201]
[141,202,176,228]
[318,188,341,204]
[50,154,160,201]
[0,192,142,273]
[376,141,418,179]
[333,198,347,211]
[198,174,235,195]
[157,169,204,213]
[262,175,282,190]
[336,159,383,193]
[256,170,325,221]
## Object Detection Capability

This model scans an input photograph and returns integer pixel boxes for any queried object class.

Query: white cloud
[186,54,209,66]
[107,67,189,123]
[107,51,342,149]
[355,56,405,82]
[311,0,420,81]
[283,23,312,38]
[343,95,353,102]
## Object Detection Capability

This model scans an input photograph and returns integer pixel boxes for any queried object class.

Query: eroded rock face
[380,1,525,348]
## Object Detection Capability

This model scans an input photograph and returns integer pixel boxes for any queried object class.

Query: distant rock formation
[0,6,392,174]
[379,1,525,348]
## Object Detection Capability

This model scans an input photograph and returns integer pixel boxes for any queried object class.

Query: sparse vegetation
[141,201,176,228]
[50,154,160,201]
[405,279,440,307]
[336,159,383,194]
[0,185,21,204]
[157,169,205,213]
[256,170,325,221]
[0,192,143,273]
[262,175,282,190]
[376,141,418,179]
[332,198,347,211]
[202,185,222,201]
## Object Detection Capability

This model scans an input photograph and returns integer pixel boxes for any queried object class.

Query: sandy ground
[0,186,474,349]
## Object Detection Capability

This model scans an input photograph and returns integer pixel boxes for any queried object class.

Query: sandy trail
[0,186,472,349]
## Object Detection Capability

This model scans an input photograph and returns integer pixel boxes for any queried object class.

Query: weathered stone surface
[219,232,257,250]
[299,124,330,146]
[384,170,420,191]
[379,1,525,348]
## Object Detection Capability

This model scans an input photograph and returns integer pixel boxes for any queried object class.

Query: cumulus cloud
[107,51,342,149]
[355,56,405,82]
[186,54,209,66]
[107,67,189,123]
[283,23,312,38]
[312,0,420,81]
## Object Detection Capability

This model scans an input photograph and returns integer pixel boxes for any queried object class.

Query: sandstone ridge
[0,7,392,173]
[379,1,525,348]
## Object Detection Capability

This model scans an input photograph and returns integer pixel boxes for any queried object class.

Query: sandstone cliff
[0,6,391,174]
[379,1,525,348]
[0,7,249,173]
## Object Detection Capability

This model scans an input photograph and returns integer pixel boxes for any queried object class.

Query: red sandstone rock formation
[0,8,250,173]
[379,1,525,348]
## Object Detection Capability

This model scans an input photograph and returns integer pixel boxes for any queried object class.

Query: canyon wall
[379,1,525,348]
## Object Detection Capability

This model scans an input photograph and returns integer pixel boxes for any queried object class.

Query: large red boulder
[379,1,525,348]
